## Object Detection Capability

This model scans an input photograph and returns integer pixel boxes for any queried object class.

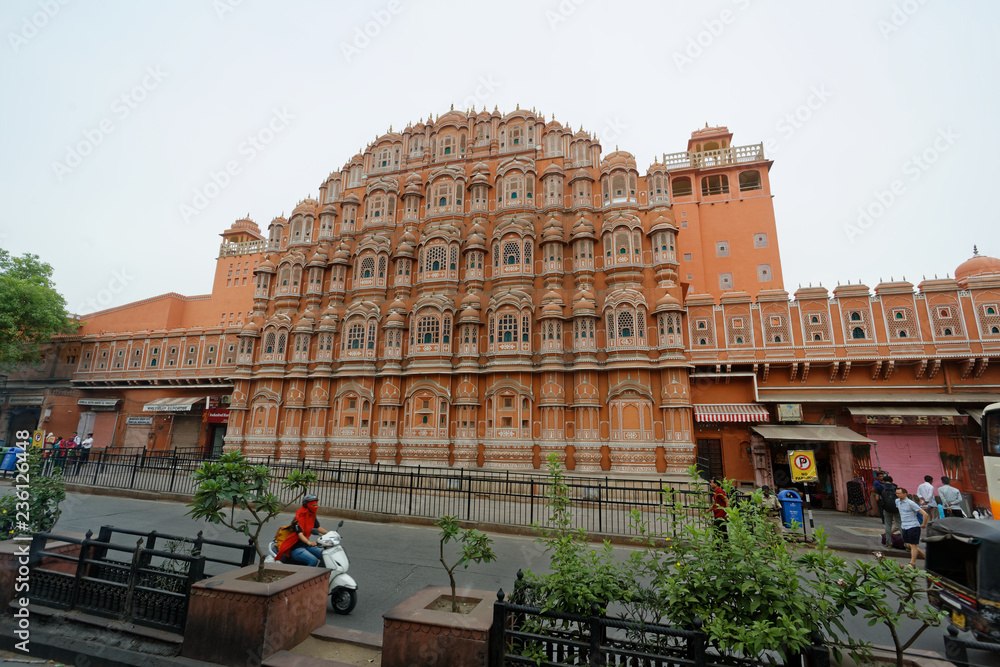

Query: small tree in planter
[435,515,497,612]
[187,451,317,582]
[1,448,65,539]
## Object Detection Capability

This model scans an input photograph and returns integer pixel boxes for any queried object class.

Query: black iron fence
[489,591,831,667]
[30,530,189,632]
[38,449,714,538]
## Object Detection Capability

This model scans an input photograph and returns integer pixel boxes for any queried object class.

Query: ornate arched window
[606,306,647,349]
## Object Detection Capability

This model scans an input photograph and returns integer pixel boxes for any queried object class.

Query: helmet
[303,493,318,505]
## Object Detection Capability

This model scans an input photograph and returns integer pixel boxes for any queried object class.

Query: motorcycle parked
[266,519,358,614]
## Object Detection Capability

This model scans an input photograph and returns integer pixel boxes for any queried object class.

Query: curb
[54,482,894,555]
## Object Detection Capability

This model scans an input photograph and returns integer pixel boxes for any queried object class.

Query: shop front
[692,403,771,483]
[751,424,875,512]
[3,395,44,445]
[141,397,206,452]
[205,408,230,458]
[846,406,968,509]
[76,398,121,449]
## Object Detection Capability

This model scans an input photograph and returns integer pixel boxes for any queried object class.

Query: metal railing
[489,588,831,667]
[40,450,713,538]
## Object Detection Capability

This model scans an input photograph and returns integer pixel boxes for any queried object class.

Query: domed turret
[956,246,1000,284]
[654,291,683,313]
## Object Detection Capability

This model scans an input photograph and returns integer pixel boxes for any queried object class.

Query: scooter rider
[276,493,329,566]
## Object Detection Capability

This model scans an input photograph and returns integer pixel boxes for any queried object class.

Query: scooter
[266,520,358,614]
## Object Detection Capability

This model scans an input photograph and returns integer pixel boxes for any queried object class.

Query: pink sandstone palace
[4,108,999,512]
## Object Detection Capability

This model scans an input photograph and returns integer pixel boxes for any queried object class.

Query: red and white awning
[693,404,770,423]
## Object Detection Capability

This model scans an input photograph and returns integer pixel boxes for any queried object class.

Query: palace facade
[9,108,999,512]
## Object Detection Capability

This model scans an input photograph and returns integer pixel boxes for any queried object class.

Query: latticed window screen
[449,246,458,270]
[377,256,386,278]
[522,314,530,342]
[618,310,634,337]
[615,230,629,255]
[426,245,446,271]
[417,316,440,344]
[361,256,375,278]
[347,324,364,349]
[524,242,532,266]
[442,316,451,344]
[499,314,517,342]
[503,242,521,266]
[612,174,626,196]
[367,321,376,349]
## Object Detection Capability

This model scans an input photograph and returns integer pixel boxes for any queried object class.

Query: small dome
[461,292,481,307]
[389,298,407,311]
[956,249,1000,282]
[654,292,683,312]
[386,312,405,325]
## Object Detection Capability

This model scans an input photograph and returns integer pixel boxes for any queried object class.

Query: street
[31,490,998,665]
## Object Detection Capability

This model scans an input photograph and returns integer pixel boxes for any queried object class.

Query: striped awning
[693,404,770,423]
[143,397,204,412]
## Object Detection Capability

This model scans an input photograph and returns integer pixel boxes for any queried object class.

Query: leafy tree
[626,471,863,664]
[833,551,946,667]
[187,451,317,581]
[0,448,66,539]
[435,515,497,612]
[0,249,76,363]
[521,454,635,615]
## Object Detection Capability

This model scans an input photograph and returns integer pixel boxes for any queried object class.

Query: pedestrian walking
[710,479,729,541]
[759,485,783,535]
[872,471,887,520]
[878,475,903,548]
[894,487,928,567]
[938,476,966,518]
[916,475,936,520]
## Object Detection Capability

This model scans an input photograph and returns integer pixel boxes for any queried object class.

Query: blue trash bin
[0,446,24,472]
[777,489,804,529]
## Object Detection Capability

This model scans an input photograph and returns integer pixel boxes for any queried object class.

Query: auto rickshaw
[925,517,1000,645]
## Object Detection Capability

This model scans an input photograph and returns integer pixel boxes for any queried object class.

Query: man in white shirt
[895,487,929,567]
[938,476,966,518]
[915,475,936,520]
[80,432,94,463]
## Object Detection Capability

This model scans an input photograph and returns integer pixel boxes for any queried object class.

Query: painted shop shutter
[169,414,201,450]
[92,412,116,449]
[867,427,944,498]
[123,423,151,448]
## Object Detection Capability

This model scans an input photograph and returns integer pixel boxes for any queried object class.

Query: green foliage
[518,460,947,666]
[187,451,317,581]
[0,448,66,539]
[436,514,497,612]
[521,454,636,615]
[832,552,947,667]
[0,249,77,363]
[626,473,861,664]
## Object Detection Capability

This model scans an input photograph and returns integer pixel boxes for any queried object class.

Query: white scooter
[266,520,358,614]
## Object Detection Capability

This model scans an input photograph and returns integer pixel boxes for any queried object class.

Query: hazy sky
[1,1,996,316]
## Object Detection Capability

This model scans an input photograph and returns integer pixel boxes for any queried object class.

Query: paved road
[17,489,998,665]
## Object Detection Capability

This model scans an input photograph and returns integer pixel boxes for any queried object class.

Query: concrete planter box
[181,563,329,667]
[0,534,83,607]
[382,586,494,667]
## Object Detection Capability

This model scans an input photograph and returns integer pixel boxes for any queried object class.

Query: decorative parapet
[659,143,766,170]
[219,239,266,258]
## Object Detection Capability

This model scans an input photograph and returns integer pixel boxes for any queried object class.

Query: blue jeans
[289,545,323,567]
